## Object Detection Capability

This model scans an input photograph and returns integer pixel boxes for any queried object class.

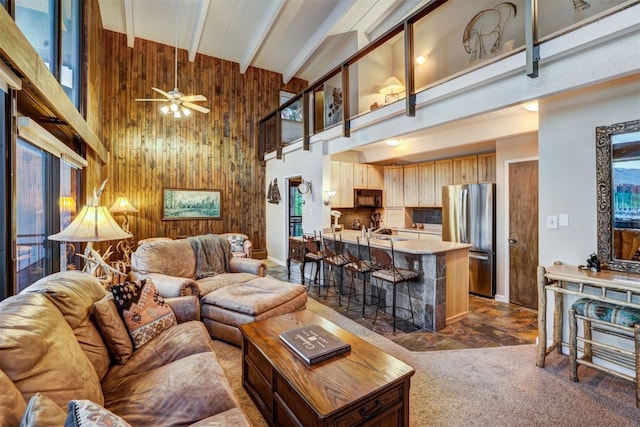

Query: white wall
[265,141,327,265]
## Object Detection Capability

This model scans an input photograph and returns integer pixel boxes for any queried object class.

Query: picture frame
[162,188,222,220]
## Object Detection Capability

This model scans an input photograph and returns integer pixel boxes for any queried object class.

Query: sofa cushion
[92,295,133,364]
[0,369,26,427]
[103,352,239,426]
[101,321,213,386]
[20,393,67,427]
[189,408,251,426]
[23,271,110,380]
[0,293,104,408]
[110,278,177,349]
[65,400,131,427]
[197,272,258,295]
[131,238,197,279]
[202,277,306,316]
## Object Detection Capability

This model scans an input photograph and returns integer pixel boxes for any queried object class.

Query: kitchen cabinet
[418,161,436,206]
[434,159,453,206]
[354,164,384,189]
[477,153,496,182]
[330,161,354,208]
[384,166,404,207]
[403,165,419,206]
[453,155,478,184]
[367,165,384,189]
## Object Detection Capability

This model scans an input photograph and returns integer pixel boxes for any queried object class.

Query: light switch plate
[546,215,558,229]
[559,214,569,227]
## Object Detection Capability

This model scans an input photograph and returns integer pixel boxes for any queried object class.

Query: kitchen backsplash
[412,208,442,225]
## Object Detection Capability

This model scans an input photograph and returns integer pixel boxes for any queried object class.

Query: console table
[536,264,640,369]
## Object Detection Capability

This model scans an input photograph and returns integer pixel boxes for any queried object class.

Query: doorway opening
[288,177,303,238]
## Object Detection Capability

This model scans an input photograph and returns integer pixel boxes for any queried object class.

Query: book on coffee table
[279,324,351,365]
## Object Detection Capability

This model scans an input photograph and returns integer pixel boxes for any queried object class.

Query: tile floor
[267,260,538,351]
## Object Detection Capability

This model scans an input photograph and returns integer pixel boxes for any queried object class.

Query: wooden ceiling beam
[123,0,135,48]
[239,0,286,74]
[0,7,108,162]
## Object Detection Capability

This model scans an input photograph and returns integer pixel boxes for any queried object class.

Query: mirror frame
[596,118,640,273]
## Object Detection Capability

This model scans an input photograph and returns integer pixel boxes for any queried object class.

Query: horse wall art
[462,2,517,62]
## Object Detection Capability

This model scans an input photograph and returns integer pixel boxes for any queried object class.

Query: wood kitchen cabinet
[434,159,453,206]
[403,165,419,206]
[384,166,404,207]
[330,161,354,208]
[367,165,384,189]
[418,161,436,206]
[453,155,478,184]
[477,153,496,182]
[353,163,367,188]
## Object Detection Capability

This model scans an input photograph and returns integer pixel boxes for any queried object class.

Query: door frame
[501,156,538,304]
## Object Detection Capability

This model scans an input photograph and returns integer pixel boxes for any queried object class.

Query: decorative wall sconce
[379,76,406,103]
[415,53,428,65]
[324,190,336,206]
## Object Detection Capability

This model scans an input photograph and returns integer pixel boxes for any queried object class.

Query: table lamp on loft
[49,180,131,286]
[379,76,405,104]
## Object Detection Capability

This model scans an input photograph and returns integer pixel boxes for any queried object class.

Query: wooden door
[509,160,539,309]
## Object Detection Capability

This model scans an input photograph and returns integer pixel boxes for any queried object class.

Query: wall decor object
[462,2,517,62]
[162,188,221,220]
[280,91,303,122]
[572,0,590,9]
[324,85,343,127]
[267,179,281,204]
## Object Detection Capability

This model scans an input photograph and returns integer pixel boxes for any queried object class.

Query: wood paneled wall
[85,0,104,195]
[98,31,306,251]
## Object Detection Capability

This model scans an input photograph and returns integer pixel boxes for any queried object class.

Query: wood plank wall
[98,31,306,252]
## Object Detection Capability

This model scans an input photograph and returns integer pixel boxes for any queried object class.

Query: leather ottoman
[201,276,307,345]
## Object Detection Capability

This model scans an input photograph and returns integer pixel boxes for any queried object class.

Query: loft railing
[258,0,636,160]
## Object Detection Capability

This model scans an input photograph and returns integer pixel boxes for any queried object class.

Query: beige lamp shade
[109,197,139,213]
[49,205,132,243]
[379,76,405,95]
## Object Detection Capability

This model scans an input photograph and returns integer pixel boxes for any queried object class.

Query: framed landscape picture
[162,188,222,220]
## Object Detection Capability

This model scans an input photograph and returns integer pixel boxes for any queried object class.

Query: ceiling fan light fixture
[160,105,170,114]
[170,103,179,112]
[174,110,181,118]
[182,107,191,116]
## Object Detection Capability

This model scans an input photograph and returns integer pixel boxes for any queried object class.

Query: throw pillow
[20,393,67,427]
[92,295,134,364]
[65,400,131,427]
[110,278,177,349]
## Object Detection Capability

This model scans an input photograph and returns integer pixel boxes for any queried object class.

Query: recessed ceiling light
[416,55,427,65]
[523,101,539,112]
[386,139,401,146]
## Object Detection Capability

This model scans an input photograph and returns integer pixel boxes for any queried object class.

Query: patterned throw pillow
[64,400,131,427]
[110,278,177,349]
[226,234,245,253]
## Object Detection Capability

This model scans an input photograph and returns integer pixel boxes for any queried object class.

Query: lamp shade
[379,76,405,95]
[109,197,139,213]
[59,196,76,214]
[49,205,132,243]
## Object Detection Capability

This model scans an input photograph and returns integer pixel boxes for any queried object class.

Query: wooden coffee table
[239,310,415,426]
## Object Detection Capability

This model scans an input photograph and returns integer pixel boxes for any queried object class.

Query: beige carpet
[211,298,640,426]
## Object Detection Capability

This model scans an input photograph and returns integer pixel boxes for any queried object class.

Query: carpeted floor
[212,297,640,427]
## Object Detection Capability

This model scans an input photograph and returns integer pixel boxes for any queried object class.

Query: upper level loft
[258,0,640,161]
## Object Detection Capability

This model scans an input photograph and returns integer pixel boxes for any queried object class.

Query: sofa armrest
[129,271,200,297]
[229,257,267,277]
[165,296,200,323]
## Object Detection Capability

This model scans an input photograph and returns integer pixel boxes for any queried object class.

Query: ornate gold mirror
[596,119,640,272]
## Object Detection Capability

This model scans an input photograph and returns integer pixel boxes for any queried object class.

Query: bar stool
[321,233,349,303]
[303,231,322,294]
[344,237,374,318]
[371,240,419,333]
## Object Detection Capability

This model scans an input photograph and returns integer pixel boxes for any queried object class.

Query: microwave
[354,189,383,208]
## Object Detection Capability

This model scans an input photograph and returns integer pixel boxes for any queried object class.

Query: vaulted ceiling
[97,0,429,84]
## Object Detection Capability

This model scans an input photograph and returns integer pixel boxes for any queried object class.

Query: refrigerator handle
[461,187,468,243]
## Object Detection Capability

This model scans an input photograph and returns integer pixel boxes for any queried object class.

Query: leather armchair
[219,233,253,258]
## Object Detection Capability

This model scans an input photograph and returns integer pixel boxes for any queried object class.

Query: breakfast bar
[322,229,470,331]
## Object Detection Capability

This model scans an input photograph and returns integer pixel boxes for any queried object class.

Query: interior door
[509,160,539,309]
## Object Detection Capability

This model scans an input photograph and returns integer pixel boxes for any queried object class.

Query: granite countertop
[321,228,469,255]
[393,225,442,235]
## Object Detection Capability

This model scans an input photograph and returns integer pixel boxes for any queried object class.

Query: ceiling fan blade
[151,87,172,99]
[135,98,166,102]
[182,102,210,114]
[181,94,207,102]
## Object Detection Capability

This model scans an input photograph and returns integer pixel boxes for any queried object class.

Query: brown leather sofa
[0,271,250,426]
[130,235,307,345]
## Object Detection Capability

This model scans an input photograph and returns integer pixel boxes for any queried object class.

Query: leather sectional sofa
[0,271,250,426]
[130,235,307,345]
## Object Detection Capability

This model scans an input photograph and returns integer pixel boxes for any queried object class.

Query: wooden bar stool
[321,233,348,303]
[371,240,419,333]
[303,231,322,294]
[344,237,375,318]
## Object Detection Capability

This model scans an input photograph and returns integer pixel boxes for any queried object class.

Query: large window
[15,0,81,107]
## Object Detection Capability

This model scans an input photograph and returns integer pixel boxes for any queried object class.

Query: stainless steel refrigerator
[442,183,496,297]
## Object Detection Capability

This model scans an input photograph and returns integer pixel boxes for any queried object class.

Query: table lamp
[379,76,405,104]
[49,180,132,285]
[109,196,138,233]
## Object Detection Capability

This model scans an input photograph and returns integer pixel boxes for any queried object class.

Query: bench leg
[569,307,579,382]
[583,319,592,363]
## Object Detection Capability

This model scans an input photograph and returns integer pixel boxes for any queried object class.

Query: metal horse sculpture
[462,2,517,62]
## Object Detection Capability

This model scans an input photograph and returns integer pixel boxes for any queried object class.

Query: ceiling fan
[135,1,209,117]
